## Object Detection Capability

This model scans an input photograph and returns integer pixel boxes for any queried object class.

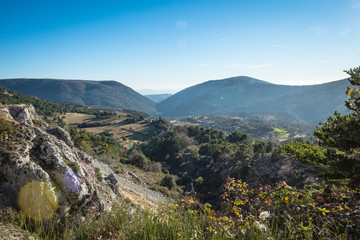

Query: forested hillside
[157,76,350,123]
[0,87,110,117]
[0,78,157,114]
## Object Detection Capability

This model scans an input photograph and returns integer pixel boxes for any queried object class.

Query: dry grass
[63,113,157,145]
[170,120,200,127]
[116,184,159,212]
[0,222,35,240]
[63,113,93,124]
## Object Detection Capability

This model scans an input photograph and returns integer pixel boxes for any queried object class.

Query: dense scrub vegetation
[140,123,275,204]
[68,127,126,164]
[0,116,13,135]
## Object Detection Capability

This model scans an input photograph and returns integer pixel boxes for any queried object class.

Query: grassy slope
[63,112,158,144]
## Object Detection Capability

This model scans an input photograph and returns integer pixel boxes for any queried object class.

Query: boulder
[105,173,118,185]
[7,104,40,127]
[0,104,118,221]
[48,127,74,148]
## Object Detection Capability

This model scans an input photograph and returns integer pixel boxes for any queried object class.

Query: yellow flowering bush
[177,178,360,239]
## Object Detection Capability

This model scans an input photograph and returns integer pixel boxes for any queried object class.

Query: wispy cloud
[222,63,275,69]
[351,54,360,59]
[309,25,328,36]
[176,20,188,30]
[270,44,299,51]
[218,38,231,42]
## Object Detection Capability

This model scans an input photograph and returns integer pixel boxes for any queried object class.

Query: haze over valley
[0,76,351,142]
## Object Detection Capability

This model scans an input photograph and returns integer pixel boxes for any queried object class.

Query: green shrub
[69,127,125,163]
[270,147,286,162]
[150,162,162,173]
[0,116,13,135]
[129,150,149,170]
[68,162,80,173]
[160,174,176,190]
[194,176,204,185]
[95,167,102,181]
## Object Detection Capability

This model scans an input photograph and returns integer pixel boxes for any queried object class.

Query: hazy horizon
[1,0,359,91]
[0,75,349,95]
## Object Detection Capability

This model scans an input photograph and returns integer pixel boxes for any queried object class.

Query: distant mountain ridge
[0,78,156,114]
[145,94,172,103]
[1,77,351,123]
[156,76,351,123]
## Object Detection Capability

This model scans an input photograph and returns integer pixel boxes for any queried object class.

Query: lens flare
[347,88,354,96]
[17,181,58,221]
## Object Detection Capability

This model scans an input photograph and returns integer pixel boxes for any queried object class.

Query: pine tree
[314,66,360,186]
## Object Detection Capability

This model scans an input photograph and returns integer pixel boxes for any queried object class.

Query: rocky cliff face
[0,104,121,221]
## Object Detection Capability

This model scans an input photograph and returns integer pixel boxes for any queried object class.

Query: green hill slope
[0,78,156,114]
[156,76,350,123]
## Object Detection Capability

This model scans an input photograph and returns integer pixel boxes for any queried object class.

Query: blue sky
[1,0,360,93]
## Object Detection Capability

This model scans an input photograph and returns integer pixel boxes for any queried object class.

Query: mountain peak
[156,77,350,123]
[205,76,273,85]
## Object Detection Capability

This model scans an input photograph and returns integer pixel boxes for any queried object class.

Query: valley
[170,114,312,143]
[0,76,351,125]
[1,1,359,238]
[0,68,359,239]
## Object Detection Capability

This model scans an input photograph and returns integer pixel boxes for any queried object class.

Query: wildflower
[259,211,270,221]
[297,222,309,231]
[318,207,330,215]
[283,181,290,189]
[254,221,267,231]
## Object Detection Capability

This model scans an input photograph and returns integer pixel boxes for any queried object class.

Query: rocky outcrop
[7,104,41,127]
[0,104,119,221]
